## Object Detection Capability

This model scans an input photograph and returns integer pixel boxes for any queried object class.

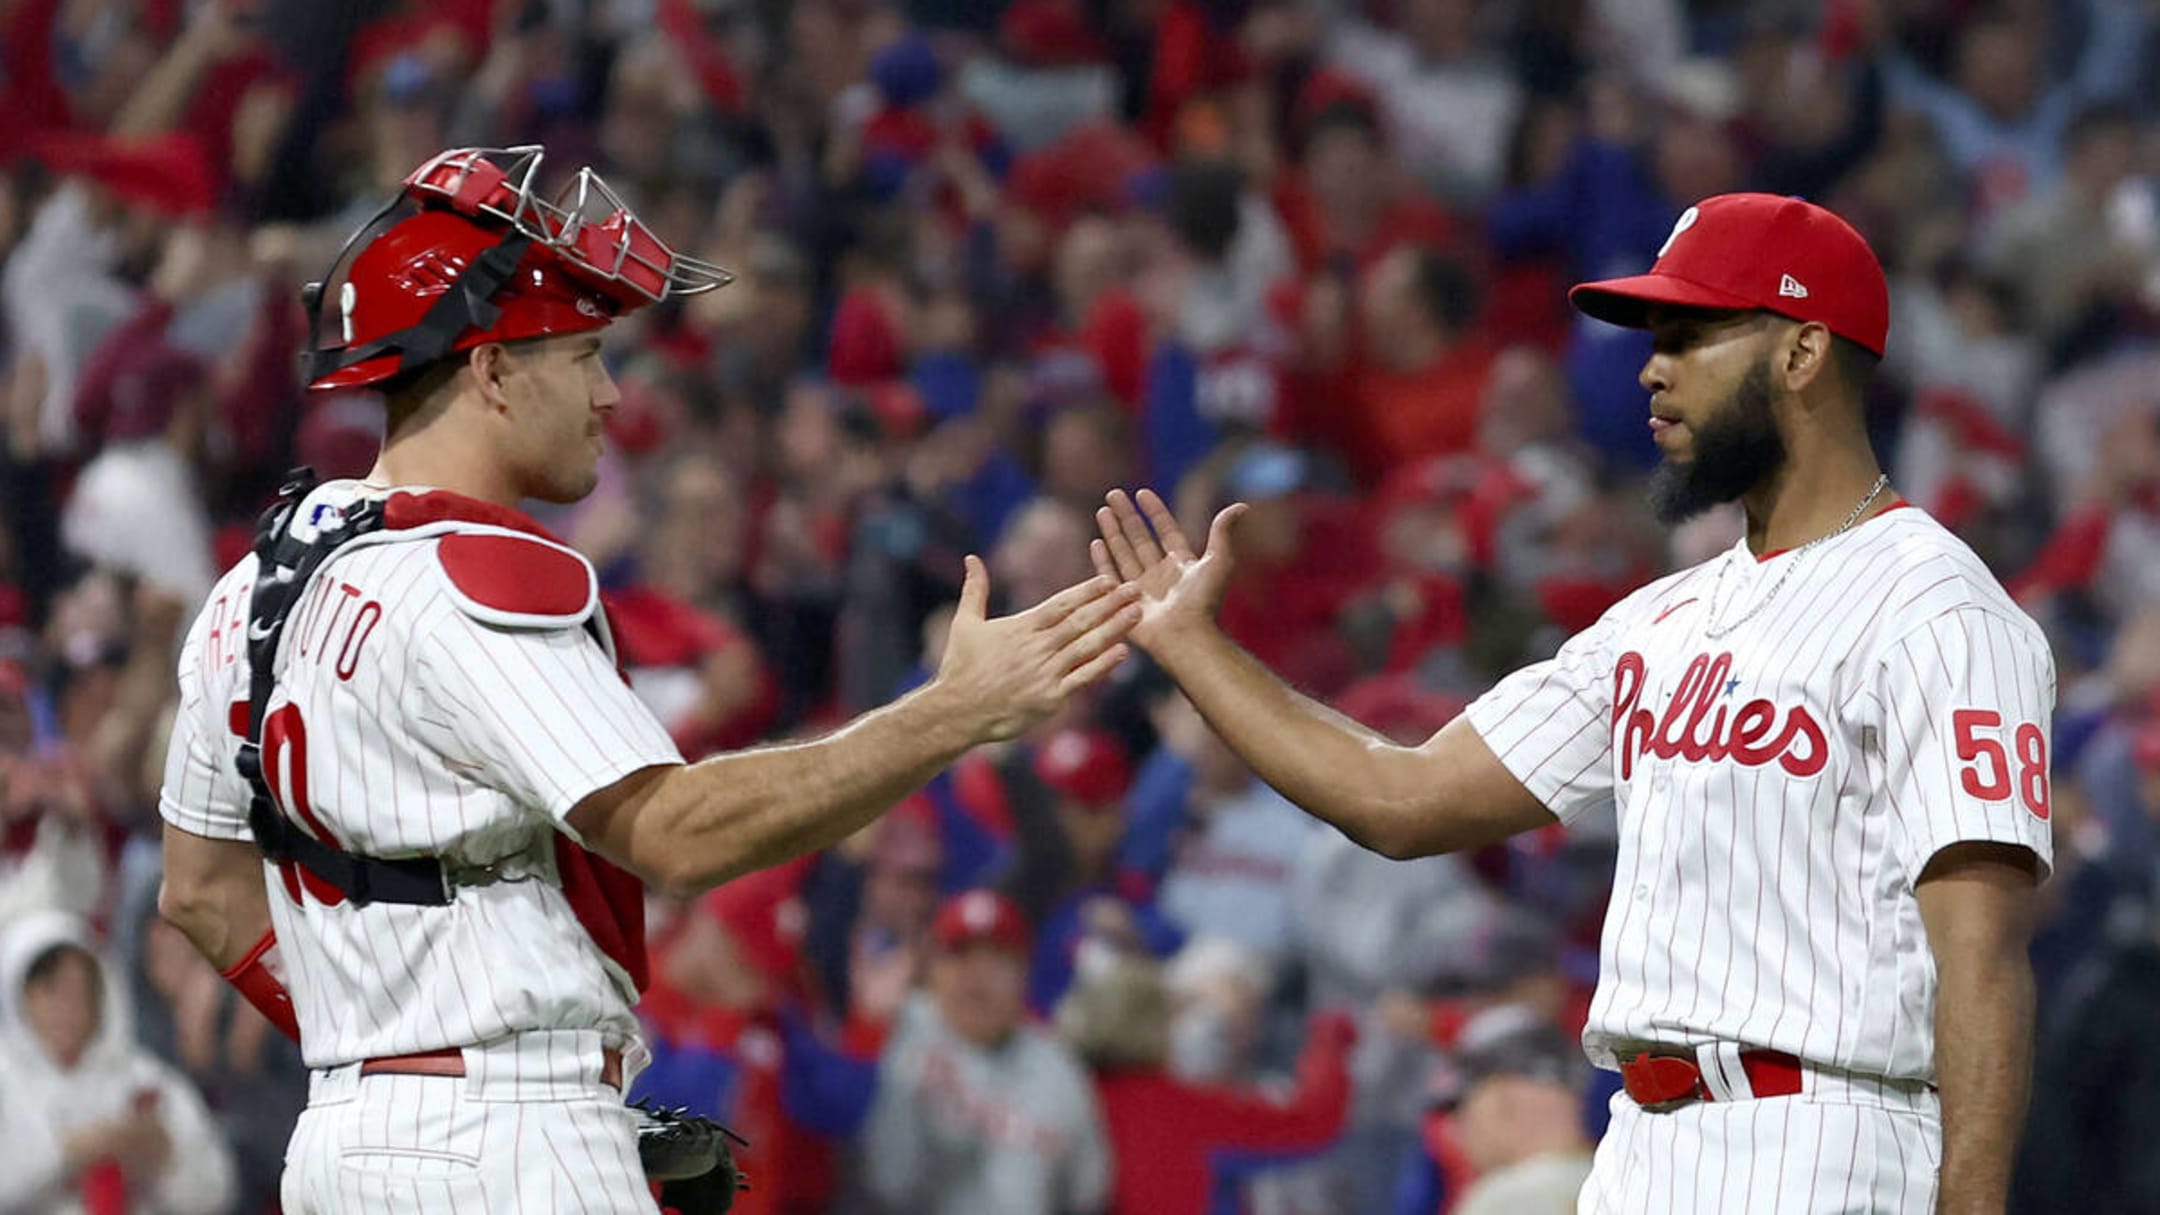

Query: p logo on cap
[933,889,1031,953]
[1658,206,1700,258]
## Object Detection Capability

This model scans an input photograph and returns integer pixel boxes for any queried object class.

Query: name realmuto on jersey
[1612,651,1829,780]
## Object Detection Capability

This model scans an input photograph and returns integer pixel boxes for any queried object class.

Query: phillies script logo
[1612,651,1828,781]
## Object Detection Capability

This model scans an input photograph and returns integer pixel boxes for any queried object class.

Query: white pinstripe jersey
[159,481,683,1069]
[1465,505,2055,1082]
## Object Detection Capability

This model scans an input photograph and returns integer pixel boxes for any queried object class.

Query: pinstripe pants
[281,1071,659,1213]
[1578,1082,1943,1214]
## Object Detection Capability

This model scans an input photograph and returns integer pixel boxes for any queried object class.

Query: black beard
[1648,361,1787,525]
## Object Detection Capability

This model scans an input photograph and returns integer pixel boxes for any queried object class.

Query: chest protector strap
[235,469,451,908]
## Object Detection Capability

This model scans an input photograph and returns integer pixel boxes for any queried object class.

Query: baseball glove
[632,1100,748,1215]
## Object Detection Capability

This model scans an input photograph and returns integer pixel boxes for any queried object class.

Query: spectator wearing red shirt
[608,583,777,758]
[636,859,882,1215]
[1057,952,1355,1215]
[1272,92,1459,277]
[1337,246,1496,484]
[1205,443,1380,696]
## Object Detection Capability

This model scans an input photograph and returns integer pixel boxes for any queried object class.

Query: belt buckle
[1625,1050,1709,1113]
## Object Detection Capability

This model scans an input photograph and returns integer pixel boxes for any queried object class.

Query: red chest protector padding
[436,531,597,625]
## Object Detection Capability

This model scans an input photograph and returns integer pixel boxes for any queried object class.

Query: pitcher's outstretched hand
[1091,488,1245,653]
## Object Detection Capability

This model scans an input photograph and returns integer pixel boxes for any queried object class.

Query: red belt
[1620,1047,1803,1111]
[359,1046,624,1092]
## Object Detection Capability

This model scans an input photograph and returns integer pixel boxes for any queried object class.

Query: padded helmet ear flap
[301,196,420,389]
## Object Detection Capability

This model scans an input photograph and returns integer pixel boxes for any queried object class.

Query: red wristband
[219,929,300,1043]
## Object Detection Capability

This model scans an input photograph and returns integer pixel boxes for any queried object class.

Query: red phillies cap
[696,857,811,985]
[1033,728,1133,808]
[933,890,1031,954]
[1570,193,1889,356]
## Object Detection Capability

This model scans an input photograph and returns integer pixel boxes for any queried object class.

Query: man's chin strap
[220,928,301,1043]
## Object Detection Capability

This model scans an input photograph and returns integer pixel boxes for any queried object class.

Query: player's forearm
[1919,843,2042,1214]
[1932,936,2034,1212]
[1149,620,1440,858]
[638,680,983,894]
[158,826,275,970]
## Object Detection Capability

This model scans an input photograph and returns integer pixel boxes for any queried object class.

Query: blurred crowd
[2,0,2159,1211]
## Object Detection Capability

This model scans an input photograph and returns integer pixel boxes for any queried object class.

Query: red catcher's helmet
[304,146,732,393]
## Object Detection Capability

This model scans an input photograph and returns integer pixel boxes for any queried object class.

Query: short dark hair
[1167,161,1245,263]
[1301,100,1382,156]
[2065,101,2137,156]
[378,357,465,437]
[1828,333,1880,398]
[25,942,95,988]
[1411,252,1479,333]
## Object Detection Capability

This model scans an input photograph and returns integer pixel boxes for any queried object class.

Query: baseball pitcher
[1093,193,2051,1213]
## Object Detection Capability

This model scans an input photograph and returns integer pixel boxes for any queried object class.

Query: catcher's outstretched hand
[1091,488,1245,653]
[935,557,1141,744]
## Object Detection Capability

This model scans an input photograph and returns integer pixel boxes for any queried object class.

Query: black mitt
[632,1100,748,1215]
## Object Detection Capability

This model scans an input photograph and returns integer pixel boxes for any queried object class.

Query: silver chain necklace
[1702,474,1890,639]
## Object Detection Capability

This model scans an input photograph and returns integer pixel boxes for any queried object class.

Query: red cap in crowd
[1005,123,1158,232]
[1570,193,1890,356]
[698,858,811,985]
[28,132,216,216]
[1033,728,1132,808]
[932,889,1031,954]
[1000,0,1108,67]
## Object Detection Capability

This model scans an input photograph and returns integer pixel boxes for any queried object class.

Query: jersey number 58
[1951,709,2050,821]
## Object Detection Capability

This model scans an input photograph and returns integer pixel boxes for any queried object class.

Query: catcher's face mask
[303,146,733,392]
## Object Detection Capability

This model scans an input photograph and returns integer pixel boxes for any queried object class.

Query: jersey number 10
[260,704,350,907]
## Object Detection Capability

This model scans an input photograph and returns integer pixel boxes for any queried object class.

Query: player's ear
[1779,321,1834,397]
[469,342,514,413]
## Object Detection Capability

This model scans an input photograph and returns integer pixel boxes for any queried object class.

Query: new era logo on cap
[1567,193,1889,356]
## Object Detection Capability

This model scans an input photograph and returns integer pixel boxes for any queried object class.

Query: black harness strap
[237,469,451,908]
[305,232,535,385]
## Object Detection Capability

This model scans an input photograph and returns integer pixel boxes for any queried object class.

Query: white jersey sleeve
[1462,610,1622,826]
[413,606,683,833]
[1872,606,2055,880]
[158,569,254,842]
